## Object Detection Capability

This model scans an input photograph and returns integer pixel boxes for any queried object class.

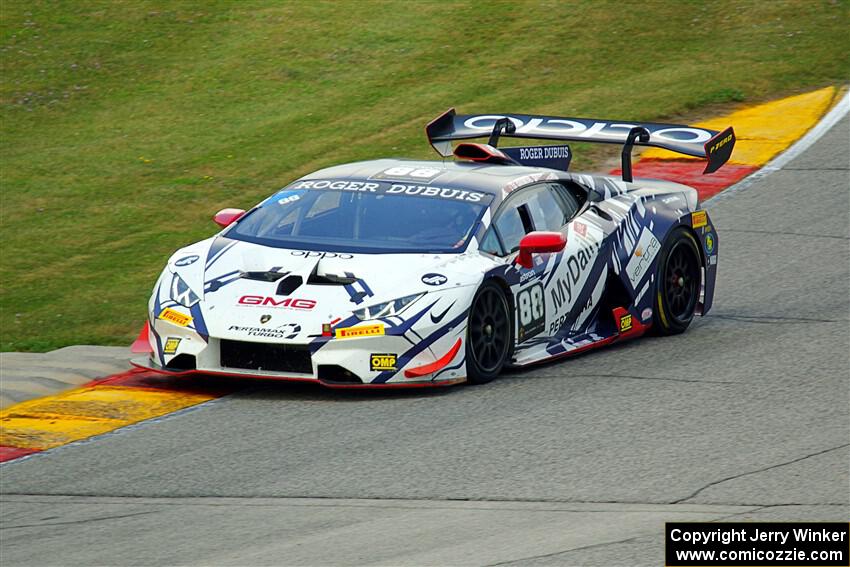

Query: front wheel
[653,228,701,335]
[466,280,512,384]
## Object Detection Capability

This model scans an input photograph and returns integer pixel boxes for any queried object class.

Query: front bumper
[143,320,468,388]
[130,355,465,389]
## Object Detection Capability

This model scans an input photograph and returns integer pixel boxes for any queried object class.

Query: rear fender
[681,209,718,315]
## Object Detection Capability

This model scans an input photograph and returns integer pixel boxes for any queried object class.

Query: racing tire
[466,280,512,384]
[653,228,701,335]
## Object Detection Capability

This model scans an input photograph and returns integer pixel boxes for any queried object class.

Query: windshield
[226,186,492,254]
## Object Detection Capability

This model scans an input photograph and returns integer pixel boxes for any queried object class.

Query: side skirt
[509,306,651,367]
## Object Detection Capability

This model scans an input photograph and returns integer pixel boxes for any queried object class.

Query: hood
[165,236,490,337]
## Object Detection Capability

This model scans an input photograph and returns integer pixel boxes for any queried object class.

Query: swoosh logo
[430,301,455,324]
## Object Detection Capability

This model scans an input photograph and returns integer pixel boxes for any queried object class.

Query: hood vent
[241,270,288,282]
[307,263,357,286]
[276,275,303,296]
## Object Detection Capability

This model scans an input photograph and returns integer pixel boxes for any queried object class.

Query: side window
[551,182,583,220]
[527,184,570,232]
[493,206,531,254]
[489,185,545,255]
[487,183,582,257]
[479,227,504,256]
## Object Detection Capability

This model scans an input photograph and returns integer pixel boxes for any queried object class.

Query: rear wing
[425,109,735,180]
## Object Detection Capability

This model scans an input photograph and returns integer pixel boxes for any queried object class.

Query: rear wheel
[466,280,511,384]
[653,228,701,335]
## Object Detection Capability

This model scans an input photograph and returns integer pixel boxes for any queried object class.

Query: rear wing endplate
[426,109,735,179]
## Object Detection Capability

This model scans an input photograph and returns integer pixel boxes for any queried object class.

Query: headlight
[170,273,200,307]
[353,293,424,321]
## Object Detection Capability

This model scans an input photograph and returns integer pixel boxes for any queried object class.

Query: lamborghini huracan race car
[132,110,734,387]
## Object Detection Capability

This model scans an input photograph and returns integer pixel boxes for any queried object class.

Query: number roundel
[383,166,442,178]
[517,283,545,341]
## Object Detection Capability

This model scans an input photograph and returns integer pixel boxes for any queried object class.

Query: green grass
[1,0,848,351]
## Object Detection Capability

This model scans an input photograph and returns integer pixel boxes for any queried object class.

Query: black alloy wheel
[653,228,702,335]
[466,280,512,384]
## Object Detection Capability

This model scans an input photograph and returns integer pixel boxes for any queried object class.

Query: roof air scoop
[453,143,519,165]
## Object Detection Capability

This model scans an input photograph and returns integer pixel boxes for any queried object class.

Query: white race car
[132,110,733,388]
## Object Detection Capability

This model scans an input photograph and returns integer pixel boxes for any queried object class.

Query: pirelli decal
[335,323,385,340]
[158,308,192,327]
[692,210,708,229]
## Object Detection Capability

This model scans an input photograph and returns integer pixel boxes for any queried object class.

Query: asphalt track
[1,116,848,566]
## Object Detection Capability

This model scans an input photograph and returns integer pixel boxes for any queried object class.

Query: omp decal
[370,353,398,372]
[619,313,633,333]
[517,284,545,342]
[335,323,385,339]
[692,210,708,229]
[159,308,192,327]
[373,310,468,384]
[625,229,661,288]
[163,338,181,355]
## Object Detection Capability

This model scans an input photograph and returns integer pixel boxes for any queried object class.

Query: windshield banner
[286,179,492,204]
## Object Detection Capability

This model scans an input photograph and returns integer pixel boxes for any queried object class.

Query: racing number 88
[383,166,442,178]
[518,285,544,326]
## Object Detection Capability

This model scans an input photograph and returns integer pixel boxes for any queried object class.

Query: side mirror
[516,231,566,269]
[213,208,246,228]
